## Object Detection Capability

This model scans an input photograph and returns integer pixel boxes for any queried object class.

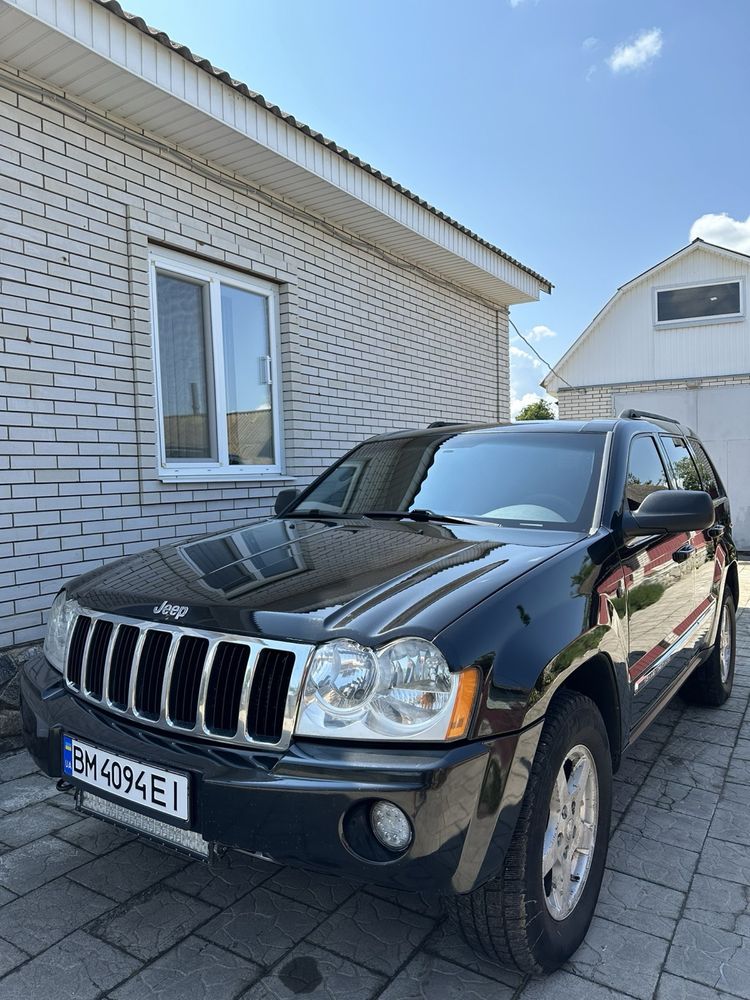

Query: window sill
[157,469,297,485]
[654,313,745,330]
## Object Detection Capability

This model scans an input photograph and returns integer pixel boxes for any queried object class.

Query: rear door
[621,434,699,728]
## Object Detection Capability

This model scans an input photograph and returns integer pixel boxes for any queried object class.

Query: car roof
[370,414,697,442]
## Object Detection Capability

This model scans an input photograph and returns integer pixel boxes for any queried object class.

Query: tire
[680,594,735,707]
[449,690,612,974]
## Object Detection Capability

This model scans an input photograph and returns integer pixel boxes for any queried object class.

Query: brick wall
[557,374,750,421]
[0,64,509,648]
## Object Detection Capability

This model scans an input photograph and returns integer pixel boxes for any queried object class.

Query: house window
[149,251,282,479]
[655,280,742,325]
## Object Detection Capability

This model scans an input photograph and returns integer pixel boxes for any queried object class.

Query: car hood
[67,516,580,646]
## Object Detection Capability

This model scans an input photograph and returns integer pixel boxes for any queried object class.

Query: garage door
[613,386,750,550]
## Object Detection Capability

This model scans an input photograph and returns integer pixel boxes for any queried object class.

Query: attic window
[655,280,742,325]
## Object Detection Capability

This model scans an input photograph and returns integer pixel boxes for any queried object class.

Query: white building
[0,0,550,648]
[544,238,750,547]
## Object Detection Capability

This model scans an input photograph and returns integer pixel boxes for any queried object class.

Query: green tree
[515,398,556,421]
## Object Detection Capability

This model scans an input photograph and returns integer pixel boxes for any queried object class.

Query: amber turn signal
[446,667,480,740]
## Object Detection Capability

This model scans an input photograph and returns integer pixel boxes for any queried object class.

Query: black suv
[20,412,737,973]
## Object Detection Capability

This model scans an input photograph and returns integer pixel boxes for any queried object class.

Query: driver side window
[625,435,669,511]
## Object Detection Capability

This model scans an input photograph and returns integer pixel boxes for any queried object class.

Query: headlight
[296,637,479,741]
[43,590,77,673]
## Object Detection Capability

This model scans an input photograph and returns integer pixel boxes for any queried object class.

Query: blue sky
[122,0,750,414]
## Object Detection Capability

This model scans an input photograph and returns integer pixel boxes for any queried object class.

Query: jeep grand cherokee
[20,411,737,973]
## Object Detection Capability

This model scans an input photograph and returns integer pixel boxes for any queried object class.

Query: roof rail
[427,420,465,428]
[617,408,682,425]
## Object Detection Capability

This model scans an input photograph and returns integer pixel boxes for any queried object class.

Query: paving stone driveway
[0,575,749,999]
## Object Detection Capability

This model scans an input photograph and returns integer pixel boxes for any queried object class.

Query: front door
[621,434,698,729]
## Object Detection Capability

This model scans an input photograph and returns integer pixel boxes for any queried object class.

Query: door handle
[707,524,724,539]
[673,543,695,564]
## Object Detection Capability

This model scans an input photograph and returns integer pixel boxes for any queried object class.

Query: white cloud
[510,344,543,369]
[585,64,597,83]
[525,324,556,343]
[582,36,599,51]
[607,28,662,73]
[511,392,558,419]
[690,212,750,255]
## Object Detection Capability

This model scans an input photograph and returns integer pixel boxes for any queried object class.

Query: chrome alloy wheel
[542,744,599,921]
[719,605,732,684]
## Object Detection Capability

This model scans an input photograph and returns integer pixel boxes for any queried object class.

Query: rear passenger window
[660,436,702,490]
[625,436,669,511]
[690,441,722,500]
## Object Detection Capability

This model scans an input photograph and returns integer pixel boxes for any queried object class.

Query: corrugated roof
[92,0,551,293]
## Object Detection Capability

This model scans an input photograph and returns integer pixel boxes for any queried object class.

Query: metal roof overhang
[0,0,550,307]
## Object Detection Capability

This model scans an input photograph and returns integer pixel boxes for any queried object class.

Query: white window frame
[149,249,284,481]
[653,277,745,328]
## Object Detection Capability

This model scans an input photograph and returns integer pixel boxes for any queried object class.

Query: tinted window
[660,436,702,490]
[689,440,722,500]
[295,431,606,531]
[656,282,741,323]
[625,436,669,511]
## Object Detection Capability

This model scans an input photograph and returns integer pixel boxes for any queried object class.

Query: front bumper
[21,653,542,893]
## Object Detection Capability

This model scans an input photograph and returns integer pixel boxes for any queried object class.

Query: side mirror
[274,488,300,516]
[626,489,714,537]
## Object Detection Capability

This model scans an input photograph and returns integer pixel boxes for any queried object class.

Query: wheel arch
[556,653,623,772]
[725,559,740,611]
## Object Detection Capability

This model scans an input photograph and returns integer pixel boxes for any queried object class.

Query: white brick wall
[0,64,510,648]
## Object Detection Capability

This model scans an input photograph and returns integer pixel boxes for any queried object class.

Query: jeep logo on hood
[153,600,189,620]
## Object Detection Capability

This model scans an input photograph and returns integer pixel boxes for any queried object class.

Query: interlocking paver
[697,837,750,886]
[164,853,276,908]
[656,972,739,1000]
[240,943,385,1000]
[665,919,750,999]
[90,884,218,961]
[111,936,261,1000]
[619,799,711,852]
[0,773,61,812]
[634,777,720,818]
[56,816,135,855]
[522,969,633,999]
[595,869,685,941]
[0,801,79,848]
[199,886,325,968]
[265,866,357,913]
[68,840,188,902]
[0,835,93,894]
[308,891,435,976]
[683,874,750,937]
[566,916,670,1000]
[606,829,699,892]
[379,952,509,1000]
[0,752,36,783]
[0,876,112,955]
[0,930,139,1000]
[0,572,748,999]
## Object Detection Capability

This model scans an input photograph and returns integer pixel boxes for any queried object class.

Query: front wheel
[449,690,612,974]
[681,594,735,707]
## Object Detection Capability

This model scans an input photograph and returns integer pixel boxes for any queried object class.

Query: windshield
[293,429,606,531]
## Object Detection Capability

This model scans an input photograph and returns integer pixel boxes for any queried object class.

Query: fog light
[370,801,412,852]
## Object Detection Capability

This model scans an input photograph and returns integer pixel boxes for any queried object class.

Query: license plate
[62,736,189,821]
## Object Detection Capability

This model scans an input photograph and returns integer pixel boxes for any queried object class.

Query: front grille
[63,607,311,750]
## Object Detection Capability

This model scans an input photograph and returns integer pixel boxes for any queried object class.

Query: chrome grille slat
[100,622,119,707]
[158,634,181,724]
[63,603,313,751]
[195,639,219,737]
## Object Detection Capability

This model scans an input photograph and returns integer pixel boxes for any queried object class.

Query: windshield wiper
[361,508,489,526]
